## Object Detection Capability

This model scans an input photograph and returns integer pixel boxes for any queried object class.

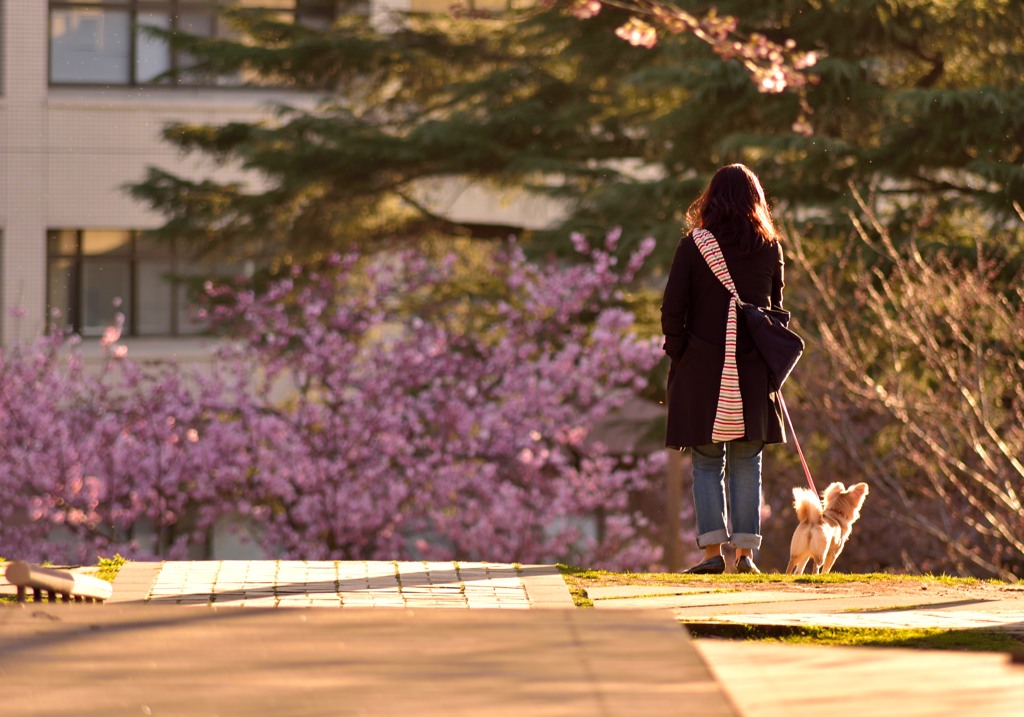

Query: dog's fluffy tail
[792,487,823,524]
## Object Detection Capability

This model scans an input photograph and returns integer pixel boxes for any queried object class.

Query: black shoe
[682,555,725,574]
[735,556,761,574]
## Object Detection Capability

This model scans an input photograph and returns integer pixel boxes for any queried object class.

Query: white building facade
[0,0,555,356]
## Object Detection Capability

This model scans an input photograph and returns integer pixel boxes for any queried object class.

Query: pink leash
[779,391,817,494]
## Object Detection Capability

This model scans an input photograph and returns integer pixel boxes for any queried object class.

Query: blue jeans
[690,441,764,550]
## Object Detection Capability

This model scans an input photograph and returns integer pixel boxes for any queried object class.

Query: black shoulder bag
[697,231,805,389]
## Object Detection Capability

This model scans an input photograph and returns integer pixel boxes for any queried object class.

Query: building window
[48,1,351,86]
[47,229,211,337]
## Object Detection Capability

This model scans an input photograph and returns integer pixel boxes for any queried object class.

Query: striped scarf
[693,229,745,442]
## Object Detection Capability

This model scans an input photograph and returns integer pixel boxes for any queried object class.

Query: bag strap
[692,229,745,442]
[692,228,740,300]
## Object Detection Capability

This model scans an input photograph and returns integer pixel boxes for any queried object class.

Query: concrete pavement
[584,582,1024,633]
[108,560,574,609]
[0,605,735,717]
[696,639,1022,717]
[1,560,1022,717]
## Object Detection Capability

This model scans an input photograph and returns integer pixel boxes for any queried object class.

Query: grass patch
[556,565,600,607]
[0,559,11,604]
[557,564,624,582]
[568,586,594,608]
[556,564,1003,590]
[556,563,1018,654]
[95,554,127,583]
[685,622,1024,653]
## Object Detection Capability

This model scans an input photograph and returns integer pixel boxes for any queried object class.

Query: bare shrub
[786,190,1024,580]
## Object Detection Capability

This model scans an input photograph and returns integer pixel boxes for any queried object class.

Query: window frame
[46,228,205,338]
[47,0,344,88]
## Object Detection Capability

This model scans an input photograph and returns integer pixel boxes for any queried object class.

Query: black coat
[661,230,787,449]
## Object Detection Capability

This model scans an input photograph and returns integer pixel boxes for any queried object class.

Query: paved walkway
[696,640,1022,717]
[585,583,1024,632]
[2,560,1022,717]
[109,560,574,608]
[0,605,736,717]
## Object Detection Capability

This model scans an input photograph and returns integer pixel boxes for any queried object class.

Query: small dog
[787,482,869,574]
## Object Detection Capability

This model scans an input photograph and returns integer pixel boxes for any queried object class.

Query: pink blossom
[570,0,601,20]
[615,18,658,49]
[759,68,788,93]
[604,226,623,252]
[794,51,818,70]
[570,231,590,253]
[100,326,121,347]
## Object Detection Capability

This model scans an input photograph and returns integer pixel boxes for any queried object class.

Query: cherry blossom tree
[201,230,669,567]
[0,231,676,570]
[0,318,255,563]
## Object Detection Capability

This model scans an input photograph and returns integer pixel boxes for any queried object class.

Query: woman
[661,163,787,574]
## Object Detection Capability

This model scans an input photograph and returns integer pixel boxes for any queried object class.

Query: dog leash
[779,391,817,494]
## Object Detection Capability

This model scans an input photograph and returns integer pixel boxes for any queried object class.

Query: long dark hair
[685,164,781,252]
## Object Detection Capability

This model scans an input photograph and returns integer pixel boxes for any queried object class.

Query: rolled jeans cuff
[730,533,762,550]
[696,529,730,549]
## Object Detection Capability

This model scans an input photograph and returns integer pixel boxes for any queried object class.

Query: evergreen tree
[129,0,1024,264]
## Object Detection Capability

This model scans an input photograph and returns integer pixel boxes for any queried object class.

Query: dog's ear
[847,482,870,506]
[823,482,845,502]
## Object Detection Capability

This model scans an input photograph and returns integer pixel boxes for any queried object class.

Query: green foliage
[129,1,1024,269]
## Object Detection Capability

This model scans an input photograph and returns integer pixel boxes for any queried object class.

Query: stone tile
[274,586,314,594]
[111,560,577,613]
[174,598,212,605]
[366,578,400,589]
[148,588,187,596]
